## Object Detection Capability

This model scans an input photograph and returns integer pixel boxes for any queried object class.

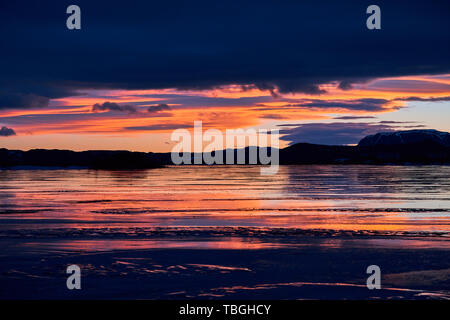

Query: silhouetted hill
[0,149,163,169]
[279,141,450,165]
[280,130,450,165]
[280,143,357,164]
[358,130,450,147]
[1,130,450,168]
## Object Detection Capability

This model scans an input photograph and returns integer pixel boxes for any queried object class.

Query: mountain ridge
[1,129,450,168]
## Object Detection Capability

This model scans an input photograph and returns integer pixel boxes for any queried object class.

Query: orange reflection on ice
[1,165,450,234]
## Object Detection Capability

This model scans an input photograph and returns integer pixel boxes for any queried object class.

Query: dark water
[1,165,450,299]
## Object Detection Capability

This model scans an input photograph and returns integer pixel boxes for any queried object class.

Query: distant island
[1,130,450,169]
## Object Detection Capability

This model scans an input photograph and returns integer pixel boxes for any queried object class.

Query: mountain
[279,129,450,165]
[358,130,450,147]
[1,130,450,168]
[278,141,450,165]
[0,149,163,169]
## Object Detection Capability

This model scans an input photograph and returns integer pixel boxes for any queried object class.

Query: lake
[1,165,450,299]
[1,165,449,233]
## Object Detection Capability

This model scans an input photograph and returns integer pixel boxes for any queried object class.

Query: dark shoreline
[2,138,450,169]
[1,226,450,299]
[2,163,450,171]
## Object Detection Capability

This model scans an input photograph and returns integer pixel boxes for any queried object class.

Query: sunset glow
[2,75,449,151]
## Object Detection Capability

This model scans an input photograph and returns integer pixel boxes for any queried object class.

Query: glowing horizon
[1,74,449,152]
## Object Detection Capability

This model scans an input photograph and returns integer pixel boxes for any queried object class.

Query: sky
[0,0,449,152]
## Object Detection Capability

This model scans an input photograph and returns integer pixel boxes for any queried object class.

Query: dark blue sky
[1,0,449,109]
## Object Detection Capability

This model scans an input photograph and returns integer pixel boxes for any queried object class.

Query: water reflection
[0,165,449,233]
